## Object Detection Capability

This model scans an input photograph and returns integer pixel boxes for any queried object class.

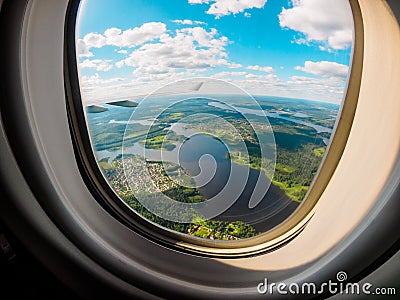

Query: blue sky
[77,0,354,103]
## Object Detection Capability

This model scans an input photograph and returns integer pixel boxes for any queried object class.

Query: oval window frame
[64,0,363,256]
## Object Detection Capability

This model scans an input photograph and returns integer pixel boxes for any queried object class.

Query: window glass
[76,0,354,241]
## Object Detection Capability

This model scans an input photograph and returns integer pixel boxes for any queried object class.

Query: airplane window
[74,0,354,243]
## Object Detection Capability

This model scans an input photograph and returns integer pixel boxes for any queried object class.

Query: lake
[96,127,298,233]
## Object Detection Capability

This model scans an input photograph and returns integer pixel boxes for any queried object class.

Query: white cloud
[79,72,200,104]
[227,62,243,68]
[233,74,345,103]
[292,37,309,46]
[80,73,125,86]
[188,0,209,3]
[77,22,166,57]
[83,32,106,48]
[77,15,349,104]
[279,0,353,50]
[172,19,193,25]
[79,59,113,72]
[80,72,346,105]
[79,73,142,104]
[172,19,207,25]
[189,0,267,18]
[247,65,274,73]
[205,69,345,103]
[105,22,166,47]
[132,71,191,84]
[211,71,279,84]
[212,71,248,79]
[244,73,277,80]
[77,39,93,57]
[115,60,125,68]
[117,26,229,75]
[287,75,345,96]
[295,61,349,79]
